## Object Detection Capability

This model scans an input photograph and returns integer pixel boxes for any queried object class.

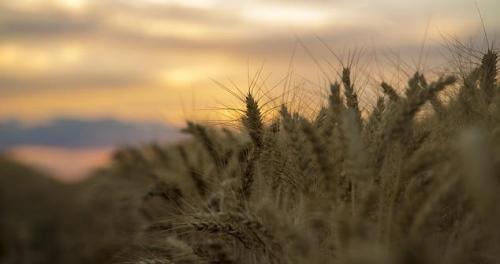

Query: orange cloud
[0,0,498,126]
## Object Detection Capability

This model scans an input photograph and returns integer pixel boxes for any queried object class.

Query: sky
[0,0,499,180]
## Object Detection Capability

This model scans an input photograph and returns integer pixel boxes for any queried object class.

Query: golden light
[60,45,84,64]
[242,4,330,27]
[135,0,216,9]
[156,63,225,87]
[106,12,242,40]
[158,68,198,86]
[55,0,87,11]
[0,45,51,72]
[0,44,83,72]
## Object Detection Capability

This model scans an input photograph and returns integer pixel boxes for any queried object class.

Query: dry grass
[1,46,499,264]
[96,49,500,264]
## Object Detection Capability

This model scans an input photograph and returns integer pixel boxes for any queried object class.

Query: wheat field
[1,47,499,264]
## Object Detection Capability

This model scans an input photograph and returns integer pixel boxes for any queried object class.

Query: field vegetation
[1,43,499,264]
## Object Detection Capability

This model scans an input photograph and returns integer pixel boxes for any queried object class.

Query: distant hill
[0,118,183,150]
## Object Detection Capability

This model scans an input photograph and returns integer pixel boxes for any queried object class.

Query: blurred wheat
[97,48,500,264]
[1,45,499,264]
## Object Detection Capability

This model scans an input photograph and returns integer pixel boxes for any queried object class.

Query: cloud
[0,0,499,125]
[0,68,152,91]
[0,118,183,150]
[0,4,100,37]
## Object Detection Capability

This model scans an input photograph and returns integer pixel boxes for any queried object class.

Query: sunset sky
[1,0,499,179]
[2,0,499,125]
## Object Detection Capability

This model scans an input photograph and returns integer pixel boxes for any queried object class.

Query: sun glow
[243,4,330,27]
[0,44,83,72]
[107,13,240,40]
[55,0,87,11]
[133,0,217,9]
[157,65,222,87]
[158,69,198,86]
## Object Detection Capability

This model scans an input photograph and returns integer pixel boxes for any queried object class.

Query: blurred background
[1,0,499,182]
